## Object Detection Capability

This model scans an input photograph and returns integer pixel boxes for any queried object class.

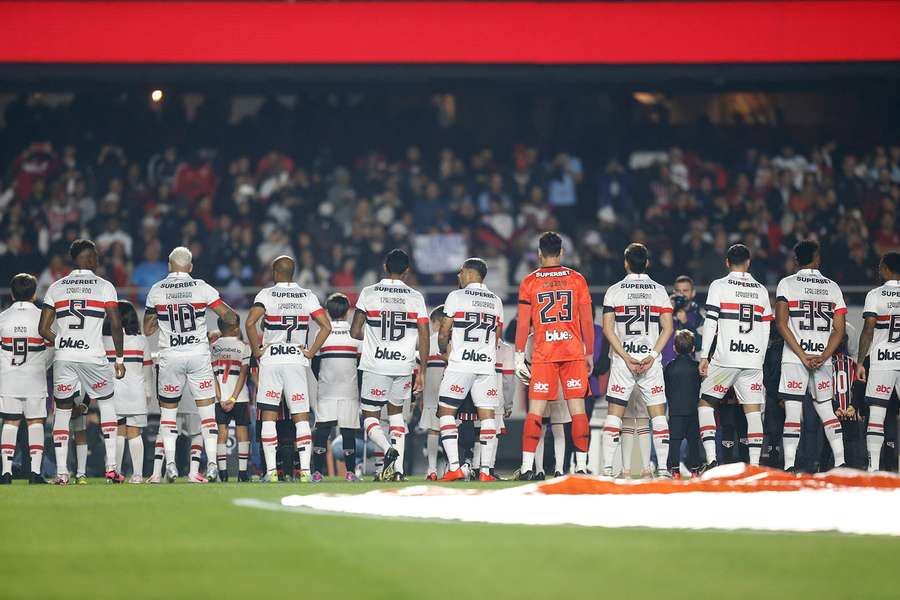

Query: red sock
[572,413,589,452]
[522,413,543,453]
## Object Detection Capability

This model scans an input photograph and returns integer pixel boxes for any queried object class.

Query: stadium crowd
[1,96,899,308]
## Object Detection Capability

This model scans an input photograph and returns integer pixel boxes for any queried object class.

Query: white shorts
[779,361,834,403]
[54,360,115,401]
[360,371,411,411]
[157,353,215,402]
[549,397,571,424]
[864,370,900,407]
[438,370,499,411]
[118,414,148,428]
[0,396,48,420]
[316,394,361,429]
[177,413,201,436]
[700,364,764,406]
[257,363,310,415]
[606,359,666,408]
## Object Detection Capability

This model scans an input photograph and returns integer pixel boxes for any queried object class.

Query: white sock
[28,422,43,474]
[649,417,666,471]
[479,418,497,473]
[782,401,802,469]
[698,405,717,463]
[261,421,278,475]
[238,441,250,472]
[867,405,887,472]
[53,408,72,476]
[295,420,312,472]
[217,443,228,473]
[189,434,202,477]
[534,425,545,474]
[75,443,87,477]
[438,415,459,470]
[745,410,763,466]
[197,404,219,468]
[551,423,565,474]
[1,423,17,475]
[159,407,178,465]
[602,415,622,471]
[97,399,119,471]
[574,451,587,473]
[426,431,439,474]
[363,417,390,453]
[388,414,406,474]
[152,440,164,478]
[620,422,634,473]
[813,401,845,466]
[128,435,144,477]
[520,450,535,474]
[115,432,126,474]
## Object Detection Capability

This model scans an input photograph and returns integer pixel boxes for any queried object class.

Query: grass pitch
[1,479,897,599]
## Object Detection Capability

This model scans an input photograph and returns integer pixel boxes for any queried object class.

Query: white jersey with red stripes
[253,282,324,366]
[316,319,361,403]
[418,331,447,408]
[862,279,900,371]
[776,268,847,364]
[355,278,428,377]
[103,334,149,415]
[601,273,672,366]
[145,271,222,357]
[0,301,51,398]
[701,271,773,369]
[442,282,504,375]
[210,335,250,402]
[44,268,117,364]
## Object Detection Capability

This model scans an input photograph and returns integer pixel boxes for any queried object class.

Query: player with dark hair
[663,330,701,478]
[312,292,362,481]
[103,301,152,483]
[697,244,773,471]
[211,314,251,482]
[436,258,504,481]
[246,255,332,483]
[515,232,594,479]
[776,240,848,471]
[40,239,126,484]
[351,249,429,481]
[857,251,900,471]
[0,274,51,484]
[601,243,674,477]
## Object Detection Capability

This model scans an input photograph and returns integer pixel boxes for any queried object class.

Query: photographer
[662,275,704,363]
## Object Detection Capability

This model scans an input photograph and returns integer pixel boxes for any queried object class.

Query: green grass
[1,479,897,599]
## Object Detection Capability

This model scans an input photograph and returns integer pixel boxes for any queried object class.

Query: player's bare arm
[437,315,453,355]
[349,308,366,340]
[641,311,673,370]
[815,310,846,368]
[38,304,56,346]
[602,310,641,374]
[775,300,817,369]
[303,311,332,360]
[856,316,876,381]
[231,364,250,405]
[414,320,429,395]
[245,304,265,359]
[105,304,126,379]
[143,311,158,336]
[210,300,238,330]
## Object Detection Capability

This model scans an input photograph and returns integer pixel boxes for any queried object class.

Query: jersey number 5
[536,291,573,324]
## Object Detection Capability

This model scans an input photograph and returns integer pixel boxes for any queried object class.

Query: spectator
[96,216,134,258]
[132,242,168,300]
[662,275,704,363]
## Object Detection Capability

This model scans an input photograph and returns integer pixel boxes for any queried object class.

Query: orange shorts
[529,359,588,402]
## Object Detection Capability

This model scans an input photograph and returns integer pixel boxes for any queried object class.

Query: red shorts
[529,360,588,401]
